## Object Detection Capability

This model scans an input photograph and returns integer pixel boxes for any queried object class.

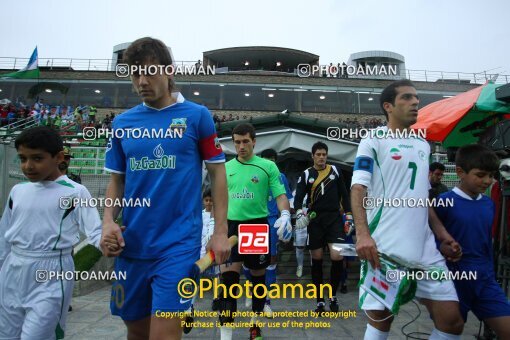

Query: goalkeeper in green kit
[218,123,291,340]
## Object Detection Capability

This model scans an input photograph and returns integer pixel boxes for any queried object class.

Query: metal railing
[0,117,38,136]
[0,57,508,84]
[0,57,199,72]
[0,117,80,139]
[404,69,509,85]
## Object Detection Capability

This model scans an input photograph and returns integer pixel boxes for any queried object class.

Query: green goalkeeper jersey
[226,155,285,221]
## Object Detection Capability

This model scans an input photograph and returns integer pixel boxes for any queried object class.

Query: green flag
[1,47,40,79]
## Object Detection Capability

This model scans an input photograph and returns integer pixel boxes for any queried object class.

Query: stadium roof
[203,46,319,70]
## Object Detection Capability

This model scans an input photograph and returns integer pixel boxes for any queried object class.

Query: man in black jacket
[294,141,353,314]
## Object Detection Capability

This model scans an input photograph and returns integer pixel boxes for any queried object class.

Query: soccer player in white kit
[0,126,103,339]
[350,80,464,340]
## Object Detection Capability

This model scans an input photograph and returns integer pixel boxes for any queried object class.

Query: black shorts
[227,218,271,270]
[307,211,345,250]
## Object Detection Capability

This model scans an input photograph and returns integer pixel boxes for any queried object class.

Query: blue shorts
[268,215,278,256]
[453,267,510,322]
[110,249,200,321]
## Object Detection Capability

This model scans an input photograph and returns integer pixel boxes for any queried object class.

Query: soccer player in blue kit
[101,37,231,340]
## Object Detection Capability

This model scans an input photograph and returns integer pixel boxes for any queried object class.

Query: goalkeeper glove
[274,210,292,242]
[295,209,310,229]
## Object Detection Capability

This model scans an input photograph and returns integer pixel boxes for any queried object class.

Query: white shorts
[0,246,74,340]
[359,257,458,311]
[294,227,307,247]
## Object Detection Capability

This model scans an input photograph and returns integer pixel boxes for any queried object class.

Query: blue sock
[243,264,252,281]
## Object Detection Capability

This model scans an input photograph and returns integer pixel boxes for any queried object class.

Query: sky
[1,0,509,75]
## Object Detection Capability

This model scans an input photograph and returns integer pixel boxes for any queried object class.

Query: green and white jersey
[0,175,102,265]
[351,127,443,264]
[226,155,286,221]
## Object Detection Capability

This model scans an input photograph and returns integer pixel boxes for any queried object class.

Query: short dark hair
[429,162,445,172]
[455,144,499,173]
[232,123,256,140]
[15,126,63,156]
[124,37,175,92]
[380,79,415,119]
[202,188,212,199]
[261,148,277,161]
[312,141,328,155]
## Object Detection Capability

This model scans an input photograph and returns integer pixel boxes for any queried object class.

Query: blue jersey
[435,189,495,267]
[268,173,293,218]
[105,93,224,259]
[435,189,510,322]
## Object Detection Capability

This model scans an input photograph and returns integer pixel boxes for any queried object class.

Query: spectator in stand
[221,115,226,122]
[7,108,18,125]
[0,107,7,126]
[33,98,43,111]
[48,107,57,127]
[40,111,48,126]
[29,107,40,124]
[213,114,219,123]
[228,113,233,121]
[213,114,220,129]
[103,116,112,130]
[54,114,62,129]
[23,107,30,119]
[235,115,239,120]
[61,106,68,117]
[74,109,83,133]
[340,62,348,78]
[81,109,89,123]
[88,106,97,123]
[102,116,110,128]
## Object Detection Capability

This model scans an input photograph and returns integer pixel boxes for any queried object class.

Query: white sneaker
[296,266,303,278]
[220,326,233,340]
[245,296,252,309]
[263,303,274,318]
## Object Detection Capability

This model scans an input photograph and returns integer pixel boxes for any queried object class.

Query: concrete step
[263,247,362,286]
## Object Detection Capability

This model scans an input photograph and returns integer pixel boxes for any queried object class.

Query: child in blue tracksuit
[434,144,510,338]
